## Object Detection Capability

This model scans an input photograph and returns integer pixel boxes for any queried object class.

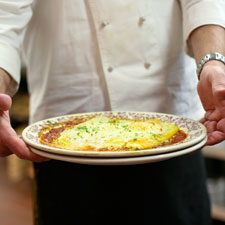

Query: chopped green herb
[76,126,90,133]
[108,120,117,124]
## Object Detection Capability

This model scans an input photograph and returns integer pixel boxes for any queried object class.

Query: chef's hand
[0,93,49,162]
[198,60,225,145]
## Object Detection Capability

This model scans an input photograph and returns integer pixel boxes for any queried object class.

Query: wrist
[197,52,225,80]
[204,60,225,68]
[200,59,225,83]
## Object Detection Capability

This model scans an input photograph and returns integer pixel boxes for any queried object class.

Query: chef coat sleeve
[179,0,225,57]
[0,0,33,95]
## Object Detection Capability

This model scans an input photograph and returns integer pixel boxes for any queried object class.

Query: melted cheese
[40,116,181,151]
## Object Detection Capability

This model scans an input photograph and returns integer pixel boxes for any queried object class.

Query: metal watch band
[196,52,225,80]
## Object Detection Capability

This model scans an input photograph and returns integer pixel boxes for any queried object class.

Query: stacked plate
[22,111,207,166]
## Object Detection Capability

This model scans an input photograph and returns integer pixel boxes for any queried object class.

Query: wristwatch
[196,52,225,80]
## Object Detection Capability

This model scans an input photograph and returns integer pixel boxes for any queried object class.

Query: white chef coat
[0,0,225,123]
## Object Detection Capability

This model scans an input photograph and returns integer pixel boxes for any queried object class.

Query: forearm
[190,25,225,64]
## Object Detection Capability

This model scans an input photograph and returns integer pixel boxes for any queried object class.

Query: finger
[18,136,50,162]
[23,147,50,163]
[0,112,49,162]
[0,147,13,157]
[205,108,222,121]
[206,131,225,145]
[205,110,214,119]
[216,118,225,133]
[204,120,217,133]
[200,118,206,124]
[0,94,12,111]
[6,134,49,162]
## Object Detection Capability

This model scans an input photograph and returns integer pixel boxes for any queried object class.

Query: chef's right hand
[0,93,49,162]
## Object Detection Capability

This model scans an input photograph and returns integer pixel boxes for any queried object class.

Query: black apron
[33,150,211,225]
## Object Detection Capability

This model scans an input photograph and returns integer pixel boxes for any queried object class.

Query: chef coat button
[108,66,113,72]
[144,62,151,69]
[101,21,109,28]
[138,17,146,26]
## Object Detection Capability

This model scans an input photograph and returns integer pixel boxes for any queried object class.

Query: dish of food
[30,136,207,165]
[39,116,187,152]
[22,111,207,158]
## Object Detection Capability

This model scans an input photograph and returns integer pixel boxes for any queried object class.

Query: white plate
[30,136,207,165]
[22,111,207,158]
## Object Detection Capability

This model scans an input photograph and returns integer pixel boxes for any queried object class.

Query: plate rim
[22,111,207,158]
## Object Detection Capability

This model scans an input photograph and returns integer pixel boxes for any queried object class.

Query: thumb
[211,68,225,103]
[0,94,12,111]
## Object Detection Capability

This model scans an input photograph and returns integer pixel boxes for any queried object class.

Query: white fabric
[0,0,225,123]
[0,0,33,94]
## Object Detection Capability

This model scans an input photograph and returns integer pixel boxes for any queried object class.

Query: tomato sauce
[41,120,84,143]
[161,130,187,146]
